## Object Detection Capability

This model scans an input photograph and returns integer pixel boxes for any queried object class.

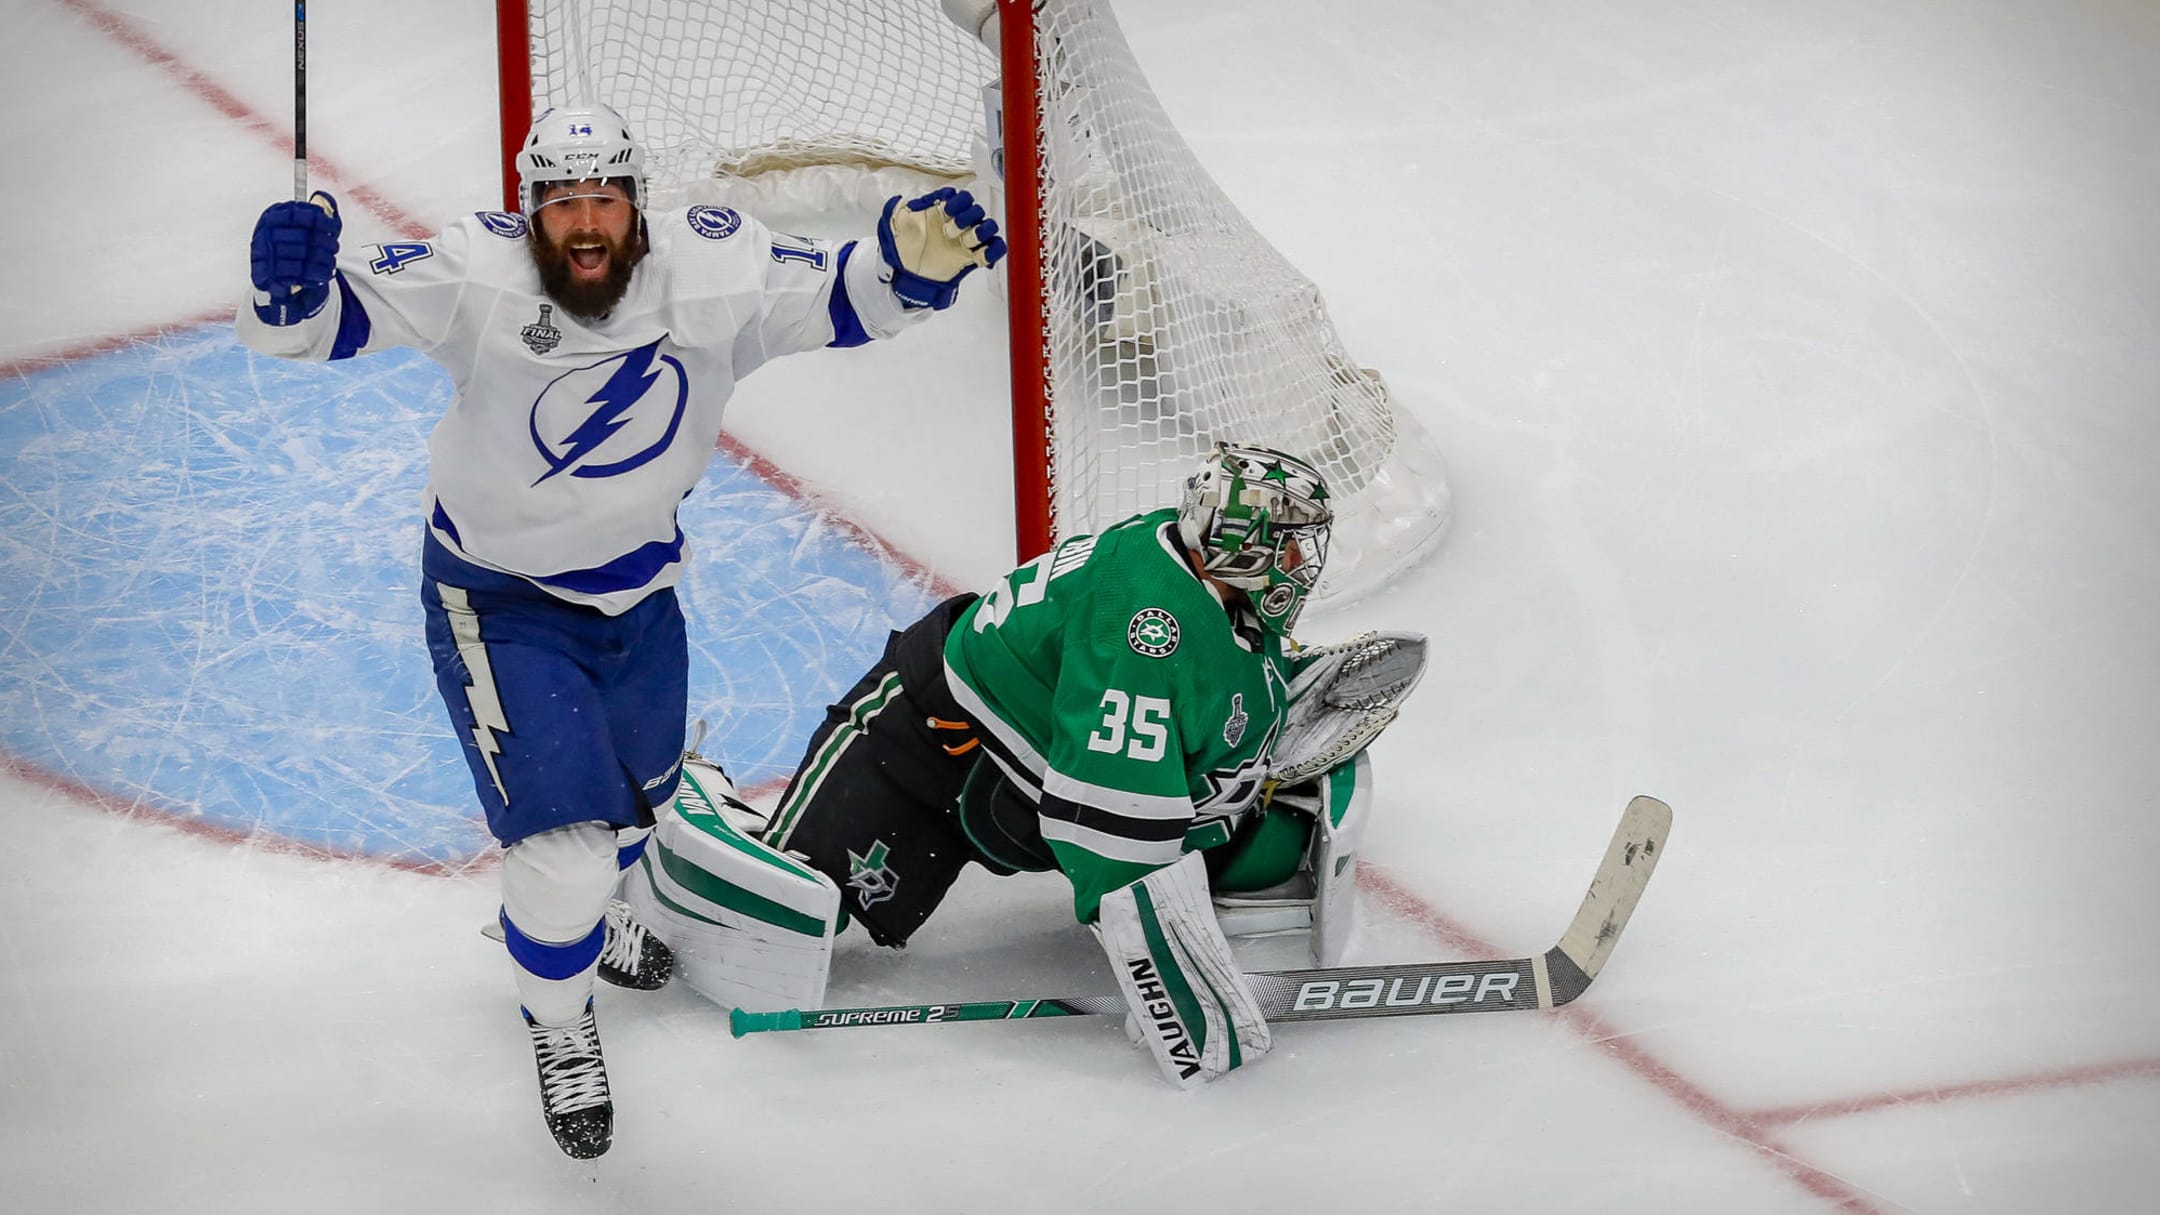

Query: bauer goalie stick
[730,795,1670,1037]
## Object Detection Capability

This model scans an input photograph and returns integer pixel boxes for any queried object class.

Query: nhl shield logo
[520,304,563,355]
[847,839,900,908]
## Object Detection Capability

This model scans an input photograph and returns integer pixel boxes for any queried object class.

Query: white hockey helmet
[516,103,645,216]
[1177,442,1333,634]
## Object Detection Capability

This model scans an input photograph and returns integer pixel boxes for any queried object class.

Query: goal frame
[494,1,1454,597]
[495,0,1058,564]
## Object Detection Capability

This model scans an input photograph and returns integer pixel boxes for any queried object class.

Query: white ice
[5,1,2160,1211]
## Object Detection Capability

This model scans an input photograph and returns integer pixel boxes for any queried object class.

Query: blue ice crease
[0,325,938,866]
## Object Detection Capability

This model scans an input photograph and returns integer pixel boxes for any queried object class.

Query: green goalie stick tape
[731,796,1670,1037]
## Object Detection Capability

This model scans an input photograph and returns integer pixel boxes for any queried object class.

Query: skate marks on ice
[0,326,939,865]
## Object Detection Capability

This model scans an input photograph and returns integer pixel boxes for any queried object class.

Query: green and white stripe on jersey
[764,670,904,847]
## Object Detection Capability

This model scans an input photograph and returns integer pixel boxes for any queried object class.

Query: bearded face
[527,179,645,322]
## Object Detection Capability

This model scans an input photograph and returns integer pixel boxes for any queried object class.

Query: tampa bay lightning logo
[476,210,529,239]
[686,205,743,241]
[528,338,688,485]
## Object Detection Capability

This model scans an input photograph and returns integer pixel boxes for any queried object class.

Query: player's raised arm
[722,182,1008,370]
[878,185,1006,310]
[241,191,341,338]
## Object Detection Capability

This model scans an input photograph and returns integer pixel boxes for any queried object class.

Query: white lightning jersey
[235,204,931,614]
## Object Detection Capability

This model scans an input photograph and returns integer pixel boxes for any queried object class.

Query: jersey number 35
[1088,690,1170,762]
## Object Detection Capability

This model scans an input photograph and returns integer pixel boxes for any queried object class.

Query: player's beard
[529,221,645,322]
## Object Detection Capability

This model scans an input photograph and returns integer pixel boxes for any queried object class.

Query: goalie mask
[1177,443,1333,634]
[516,103,645,216]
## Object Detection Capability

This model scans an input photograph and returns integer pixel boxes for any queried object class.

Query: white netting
[524,0,1448,602]
[527,0,993,186]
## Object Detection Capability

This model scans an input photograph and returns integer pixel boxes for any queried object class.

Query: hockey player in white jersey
[237,104,1004,1159]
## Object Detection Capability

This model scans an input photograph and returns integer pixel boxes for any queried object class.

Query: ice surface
[4,1,2159,1211]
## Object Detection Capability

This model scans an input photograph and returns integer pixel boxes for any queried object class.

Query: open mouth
[568,243,607,274]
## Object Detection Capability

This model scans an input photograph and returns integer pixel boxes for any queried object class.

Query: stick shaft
[729,957,1562,1037]
[730,796,1671,1038]
[293,1,308,200]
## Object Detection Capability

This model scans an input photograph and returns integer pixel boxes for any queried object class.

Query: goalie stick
[730,794,1670,1037]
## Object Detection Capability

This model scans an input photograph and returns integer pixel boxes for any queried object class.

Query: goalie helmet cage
[495,0,1451,603]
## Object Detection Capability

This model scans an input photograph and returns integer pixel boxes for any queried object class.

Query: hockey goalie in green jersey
[629,444,1426,1087]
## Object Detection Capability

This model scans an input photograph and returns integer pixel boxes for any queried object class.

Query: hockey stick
[292,0,309,201]
[729,794,1670,1037]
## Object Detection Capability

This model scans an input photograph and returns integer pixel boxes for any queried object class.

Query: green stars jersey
[942,509,1296,921]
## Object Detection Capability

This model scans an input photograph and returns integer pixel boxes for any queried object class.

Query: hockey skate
[597,898,674,991]
[480,898,672,991]
[524,998,612,1159]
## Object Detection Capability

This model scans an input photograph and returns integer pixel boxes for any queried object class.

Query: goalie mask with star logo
[1176,442,1333,634]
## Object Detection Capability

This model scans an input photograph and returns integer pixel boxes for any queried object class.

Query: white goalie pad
[1270,631,1427,785]
[1213,750,1374,967]
[621,757,842,1014]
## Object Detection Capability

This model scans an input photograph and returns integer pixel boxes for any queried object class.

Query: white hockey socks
[501,821,621,1026]
[1095,851,1271,1088]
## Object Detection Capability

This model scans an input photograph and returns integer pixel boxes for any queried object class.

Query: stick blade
[1546,795,1671,1003]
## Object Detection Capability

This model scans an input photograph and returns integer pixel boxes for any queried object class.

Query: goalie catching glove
[878,186,1007,310]
[1271,630,1428,784]
[1095,851,1270,1088]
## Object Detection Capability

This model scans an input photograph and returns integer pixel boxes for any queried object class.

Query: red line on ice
[1361,865,1894,1213]
[1745,1056,2160,1127]
[33,11,2160,1207]
[55,0,430,241]
[0,751,481,877]
[0,308,235,378]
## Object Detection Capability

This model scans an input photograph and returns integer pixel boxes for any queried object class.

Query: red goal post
[495,0,1449,602]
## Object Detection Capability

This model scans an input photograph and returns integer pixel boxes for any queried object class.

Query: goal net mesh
[522,0,1448,601]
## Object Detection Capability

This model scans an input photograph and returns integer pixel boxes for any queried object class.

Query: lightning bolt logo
[436,584,511,806]
[529,337,688,485]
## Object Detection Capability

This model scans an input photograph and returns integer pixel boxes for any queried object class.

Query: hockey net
[501,0,1449,603]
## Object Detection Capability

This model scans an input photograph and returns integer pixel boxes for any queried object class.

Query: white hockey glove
[1095,851,1270,1088]
[1270,631,1428,784]
[877,186,1007,310]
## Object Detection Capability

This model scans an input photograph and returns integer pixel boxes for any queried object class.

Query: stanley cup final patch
[521,304,563,355]
[1127,608,1180,657]
[1223,692,1249,746]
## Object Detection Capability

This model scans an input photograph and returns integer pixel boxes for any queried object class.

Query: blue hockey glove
[250,191,342,325]
[877,186,1007,310]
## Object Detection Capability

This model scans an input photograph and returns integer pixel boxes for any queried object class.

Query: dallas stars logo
[1128,607,1179,657]
[847,839,899,908]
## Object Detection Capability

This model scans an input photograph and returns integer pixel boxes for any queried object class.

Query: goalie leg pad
[622,758,841,1014]
[1211,750,1375,966]
[1096,852,1271,1088]
[1303,750,1373,967]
